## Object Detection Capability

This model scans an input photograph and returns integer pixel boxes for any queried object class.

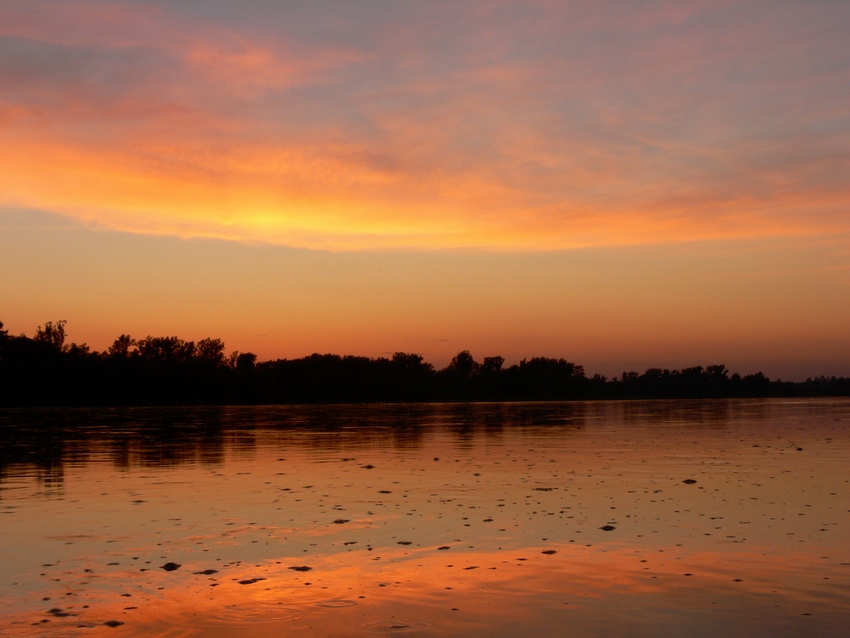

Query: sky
[1,0,849,380]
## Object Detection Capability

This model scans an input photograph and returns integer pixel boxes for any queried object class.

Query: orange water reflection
[1,400,849,636]
[8,542,848,637]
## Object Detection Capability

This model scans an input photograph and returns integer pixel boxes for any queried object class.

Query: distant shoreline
[2,321,847,407]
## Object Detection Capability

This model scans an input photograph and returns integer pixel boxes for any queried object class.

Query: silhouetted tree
[391,352,428,371]
[34,320,67,351]
[448,351,479,378]
[235,352,257,371]
[196,338,226,367]
[480,356,504,375]
[1,318,848,405]
[137,336,195,363]
[107,334,136,358]
[437,351,480,398]
[741,371,771,396]
[386,352,435,400]
[511,357,586,399]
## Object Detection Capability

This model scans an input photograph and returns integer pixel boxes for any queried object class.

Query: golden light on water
[2,402,849,636]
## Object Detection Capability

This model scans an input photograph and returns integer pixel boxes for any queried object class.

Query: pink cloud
[1,0,848,250]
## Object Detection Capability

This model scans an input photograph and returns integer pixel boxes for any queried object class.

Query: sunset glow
[1,0,849,377]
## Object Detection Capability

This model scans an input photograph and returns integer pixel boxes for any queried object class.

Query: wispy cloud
[1,0,848,250]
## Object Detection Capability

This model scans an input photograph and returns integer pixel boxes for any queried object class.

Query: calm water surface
[1,399,849,637]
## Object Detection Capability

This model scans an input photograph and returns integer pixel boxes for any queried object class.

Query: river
[1,399,848,636]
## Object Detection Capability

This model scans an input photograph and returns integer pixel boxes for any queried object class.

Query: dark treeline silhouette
[1,320,848,406]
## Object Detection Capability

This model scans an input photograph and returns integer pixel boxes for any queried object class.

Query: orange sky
[1,1,849,378]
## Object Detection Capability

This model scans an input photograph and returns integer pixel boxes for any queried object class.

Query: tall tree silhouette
[1,318,848,406]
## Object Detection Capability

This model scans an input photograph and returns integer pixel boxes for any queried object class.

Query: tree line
[1,320,847,406]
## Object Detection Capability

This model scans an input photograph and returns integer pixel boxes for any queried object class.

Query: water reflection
[1,399,849,636]
[0,403,593,496]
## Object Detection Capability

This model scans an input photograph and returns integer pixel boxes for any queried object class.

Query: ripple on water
[364,620,431,633]
[316,599,358,608]
[205,601,302,624]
